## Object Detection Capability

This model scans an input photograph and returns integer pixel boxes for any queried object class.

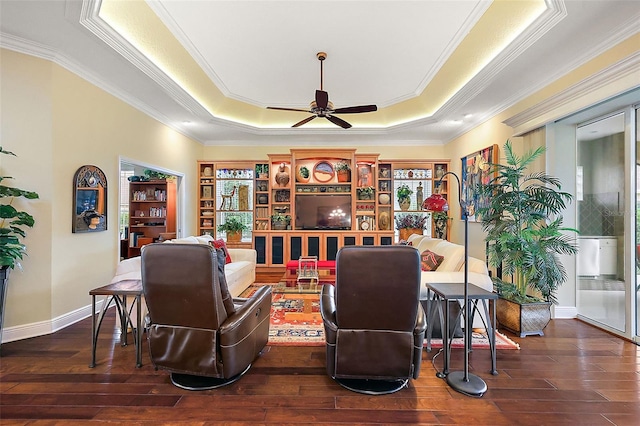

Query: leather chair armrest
[220,286,272,339]
[320,284,337,334]
[414,302,427,335]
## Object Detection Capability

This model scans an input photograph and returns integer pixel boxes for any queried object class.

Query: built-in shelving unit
[128,179,176,258]
[198,152,449,267]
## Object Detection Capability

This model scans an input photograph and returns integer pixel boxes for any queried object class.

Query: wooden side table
[425,282,498,376]
[89,280,143,368]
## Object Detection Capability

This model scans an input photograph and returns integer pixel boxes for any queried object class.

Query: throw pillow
[212,239,232,264]
[215,248,236,315]
[421,249,444,271]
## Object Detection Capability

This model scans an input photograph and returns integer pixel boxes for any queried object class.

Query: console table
[425,282,498,376]
[89,280,143,368]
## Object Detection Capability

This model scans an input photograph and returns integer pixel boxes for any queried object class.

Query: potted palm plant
[217,216,248,243]
[0,147,39,342]
[477,140,578,337]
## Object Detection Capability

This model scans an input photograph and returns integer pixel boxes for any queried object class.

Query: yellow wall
[1,31,637,336]
[1,49,203,331]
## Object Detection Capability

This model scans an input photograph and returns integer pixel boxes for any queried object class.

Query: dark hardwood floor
[1,302,639,424]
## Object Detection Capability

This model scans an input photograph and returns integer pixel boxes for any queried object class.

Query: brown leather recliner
[141,243,272,390]
[320,245,426,394]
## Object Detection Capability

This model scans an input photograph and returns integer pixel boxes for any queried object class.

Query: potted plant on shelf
[217,216,248,243]
[356,186,374,200]
[477,140,578,337]
[394,213,427,241]
[396,184,413,211]
[335,160,351,183]
[0,147,39,342]
[270,212,291,230]
[295,165,310,183]
[255,164,269,179]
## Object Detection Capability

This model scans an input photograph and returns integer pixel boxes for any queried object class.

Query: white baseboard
[2,301,102,344]
[553,305,577,319]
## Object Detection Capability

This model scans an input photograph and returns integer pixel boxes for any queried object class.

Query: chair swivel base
[170,365,251,391]
[335,378,409,395]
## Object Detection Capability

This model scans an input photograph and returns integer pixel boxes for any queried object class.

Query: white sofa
[111,235,256,298]
[407,234,493,329]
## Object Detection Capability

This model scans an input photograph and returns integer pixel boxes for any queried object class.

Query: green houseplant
[335,160,351,182]
[477,140,577,336]
[396,184,413,210]
[1,146,39,342]
[217,216,248,242]
[356,186,374,200]
[295,165,310,183]
[270,212,291,230]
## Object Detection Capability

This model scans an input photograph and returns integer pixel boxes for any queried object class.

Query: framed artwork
[461,144,499,222]
[313,160,334,183]
[72,165,107,233]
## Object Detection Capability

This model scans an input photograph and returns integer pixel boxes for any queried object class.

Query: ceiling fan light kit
[267,52,377,129]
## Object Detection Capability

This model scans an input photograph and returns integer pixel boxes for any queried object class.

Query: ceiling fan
[267,52,377,129]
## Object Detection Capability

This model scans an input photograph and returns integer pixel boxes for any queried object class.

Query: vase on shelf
[398,197,411,211]
[435,165,445,179]
[275,163,290,187]
[416,182,423,207]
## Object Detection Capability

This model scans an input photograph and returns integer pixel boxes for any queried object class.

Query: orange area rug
[242,284,519,349]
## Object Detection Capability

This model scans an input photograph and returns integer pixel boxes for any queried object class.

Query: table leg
[118,295,129,347]
[424,290,434,352]
[89,295,114,368]
[486,299,497,375]
[135,294,142,368]
[443,298,450,375]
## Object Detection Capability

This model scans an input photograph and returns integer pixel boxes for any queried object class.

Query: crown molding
[79,0,214,120]
[503,51,640,130]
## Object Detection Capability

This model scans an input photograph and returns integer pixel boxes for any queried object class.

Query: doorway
[119,159,184,259]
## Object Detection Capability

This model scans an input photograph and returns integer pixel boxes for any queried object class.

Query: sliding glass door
[576,113,626,332]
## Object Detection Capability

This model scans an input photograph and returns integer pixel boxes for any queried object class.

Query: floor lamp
[423,172,487,397]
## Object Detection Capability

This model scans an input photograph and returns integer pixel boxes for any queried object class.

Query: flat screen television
[295,194,352,230]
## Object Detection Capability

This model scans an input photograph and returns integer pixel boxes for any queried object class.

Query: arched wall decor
[72,165,107,233]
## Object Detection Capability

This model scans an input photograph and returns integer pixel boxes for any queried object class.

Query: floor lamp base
[446,371,487,397]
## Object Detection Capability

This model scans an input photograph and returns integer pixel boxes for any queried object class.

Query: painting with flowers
[461,144,498,222]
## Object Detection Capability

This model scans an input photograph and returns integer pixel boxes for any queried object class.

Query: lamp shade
[423,192,449,212]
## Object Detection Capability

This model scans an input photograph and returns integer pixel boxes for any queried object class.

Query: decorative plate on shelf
[313,161,335,183]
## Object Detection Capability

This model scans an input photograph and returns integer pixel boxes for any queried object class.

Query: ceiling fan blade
[333,105,378,114]
[326,115,352,129]
[315,90,329,109]
[292,116,317,128]
[267,106,310,113]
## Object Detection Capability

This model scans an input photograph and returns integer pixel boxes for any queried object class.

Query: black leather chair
[320,245,426,394]
[141,243,272,390]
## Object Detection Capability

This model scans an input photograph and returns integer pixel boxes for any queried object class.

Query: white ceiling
[1,0,638,146]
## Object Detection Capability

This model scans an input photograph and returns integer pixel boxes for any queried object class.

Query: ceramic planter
[399,228,422,241]
[336,170,351,183]
[226,231,242,243]
[496,297,551,337]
